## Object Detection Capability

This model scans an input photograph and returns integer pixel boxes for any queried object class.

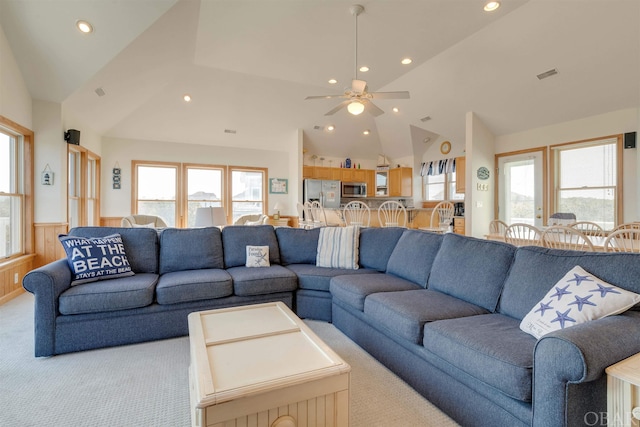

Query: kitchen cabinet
[456,157,466,194]
[453,217,465,235]
[303,166,313,179]
[388,167,412,197]
[365,170,375,197]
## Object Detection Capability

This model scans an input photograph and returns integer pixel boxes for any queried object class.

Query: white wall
[495,108,639,222]
[101,137,297,218]
[33,100,67,223]
[63,110,102,156]
[0,22,31,128]
[465,112,495,238]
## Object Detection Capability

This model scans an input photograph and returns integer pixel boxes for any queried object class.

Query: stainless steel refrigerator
[303,179,341,209]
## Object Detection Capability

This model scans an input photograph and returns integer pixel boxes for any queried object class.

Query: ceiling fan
[305,4,410,117]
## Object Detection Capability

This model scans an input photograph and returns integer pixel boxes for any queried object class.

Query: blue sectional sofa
[23,225,640,427]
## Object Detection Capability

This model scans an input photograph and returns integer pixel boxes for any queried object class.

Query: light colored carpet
[0,293,459,426]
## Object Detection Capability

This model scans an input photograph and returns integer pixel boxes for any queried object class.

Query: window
[0,116,33,259]
[423,171,464,202]
[230,168,266,223]
[133,162,266,227]
[68,146,101,228]
[134,163,179,226]
[551,135,622,230]
[185,166,224,227]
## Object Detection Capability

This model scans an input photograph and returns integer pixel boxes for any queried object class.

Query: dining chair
[343,201,371,227]
[420,201,455,233]
[610,222,640,233]
[310,200,328,227]
[570,221,605,238]
[604,229,640,252]
[504,223,542,246]
[541,226,595,251]
[296,202,310,229]
[377,201,407,228]
[489,219,508,236]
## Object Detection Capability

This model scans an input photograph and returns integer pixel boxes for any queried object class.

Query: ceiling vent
[224,129,237,134]
[95,87,105,97]
[537,68,558,80]
[313,125,323,130]
[420,116,432,122]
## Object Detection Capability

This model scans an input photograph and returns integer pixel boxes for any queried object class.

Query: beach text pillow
[246,245,270,267]
[316,226,360,270]
[520,265,640,339]
[59,233,134,285]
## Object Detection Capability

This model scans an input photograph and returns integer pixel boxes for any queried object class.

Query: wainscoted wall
[101,217,123,227]
[34,223,68,269]
[0,255,35,304]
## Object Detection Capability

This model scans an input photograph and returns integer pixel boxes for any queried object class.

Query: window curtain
[420,158,456,176]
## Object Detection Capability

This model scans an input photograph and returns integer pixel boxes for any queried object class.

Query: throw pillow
[59,233,135,285]
[316,226,360,270]
[246,245,270,267]
[520,265,640,339]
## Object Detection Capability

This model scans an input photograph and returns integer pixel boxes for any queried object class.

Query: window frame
[550,134,623,229]
[0,115,34,260]
[422,170,464,202]
[228,166,268,224]
[68,144,101,228]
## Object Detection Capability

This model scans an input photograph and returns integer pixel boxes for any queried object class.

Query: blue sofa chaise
[23,225,640,427]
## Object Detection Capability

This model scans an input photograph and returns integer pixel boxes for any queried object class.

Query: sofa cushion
[499,246,640,320]
[364,289,489,344]
[386,230,443,286]
[276,227,320,265]
[316,226,360,269]
[285,264,378,292]
[330,273,422,312]
[226,265,297,296]
[156,269,233,304]
[59,233,134,285]
[159,227,224,274]
[423,313,536,402]
[68,227,159,274]
[520,265,640,339]
[428,233,516,311]
[222,225,281,268]
[58,273,158,315]
[358,227,406,272]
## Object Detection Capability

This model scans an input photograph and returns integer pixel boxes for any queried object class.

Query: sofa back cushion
[159,227,224,274]
[386,230,444,286]
[68,227,159,274]
[359,227,405,271]
[222,225,281,268]
[499,246,640,320]
[429,233,516,312]
[275,227,320,265]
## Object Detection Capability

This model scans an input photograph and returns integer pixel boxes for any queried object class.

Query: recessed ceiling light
[484,1,500,12]
[326,125,335,132]
[401,58,412,65]
[183,94,192,102]
[328,79,337,84]
[76,20,93,34]
[363,129,370,135]
[359,66,369,72]
[392,107,399,113]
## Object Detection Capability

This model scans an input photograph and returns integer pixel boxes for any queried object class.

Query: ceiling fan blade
[369,91,410,100]
[324,100,351,116]
[305,94,346,100]
[352,79,367,94]
[363,100,385,117]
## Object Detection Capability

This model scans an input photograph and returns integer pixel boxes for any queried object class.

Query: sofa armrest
[22,259,73,357]
[532,312,640,427]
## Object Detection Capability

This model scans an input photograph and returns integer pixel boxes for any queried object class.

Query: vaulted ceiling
[1,0,638,161]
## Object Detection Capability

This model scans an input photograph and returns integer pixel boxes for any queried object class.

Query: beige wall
[0,23,31,127]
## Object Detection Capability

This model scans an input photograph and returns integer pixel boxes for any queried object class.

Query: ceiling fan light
[347,101,365,115]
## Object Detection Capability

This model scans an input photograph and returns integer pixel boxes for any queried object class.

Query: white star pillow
[520,266,640,339]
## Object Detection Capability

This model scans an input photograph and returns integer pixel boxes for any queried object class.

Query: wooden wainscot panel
[101,217,124,227]
[34,223,68,269]
[0,254,36,304]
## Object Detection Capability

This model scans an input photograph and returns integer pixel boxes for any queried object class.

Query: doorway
[496,148,547,227]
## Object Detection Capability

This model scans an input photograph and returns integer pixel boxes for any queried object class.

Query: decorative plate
[440,141,451,155]
[477,166,490,180]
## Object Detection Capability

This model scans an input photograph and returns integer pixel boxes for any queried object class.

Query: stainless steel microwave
[342,182,367,198]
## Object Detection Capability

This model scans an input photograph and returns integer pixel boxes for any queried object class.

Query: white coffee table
[188,302,351,427]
